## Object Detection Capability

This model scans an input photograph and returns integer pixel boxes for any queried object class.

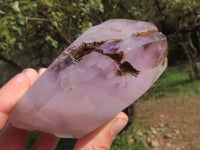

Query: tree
[127,0,200,79]
[1,0,200,84]
[0,0,105,85]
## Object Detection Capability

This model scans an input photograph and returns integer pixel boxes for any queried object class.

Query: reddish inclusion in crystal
[50,28,163,76]
[50,40,140,76]
[137,30,158,35]
[72,40,140,77]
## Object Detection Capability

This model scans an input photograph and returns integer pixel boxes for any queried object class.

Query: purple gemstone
[8,19,167,138]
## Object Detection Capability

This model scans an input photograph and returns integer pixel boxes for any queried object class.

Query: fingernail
[22,68,38,85]
[22,69,30,77]
[22,69,32,81]
[38,68,46,76]
[111,118,128,136]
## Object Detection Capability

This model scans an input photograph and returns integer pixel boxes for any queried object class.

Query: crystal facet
[8,19,167,138]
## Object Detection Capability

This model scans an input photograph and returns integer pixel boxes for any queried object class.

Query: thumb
[0,68,38,130]
[74,112,128,150]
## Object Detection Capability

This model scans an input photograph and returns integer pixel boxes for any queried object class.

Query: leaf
[52,21,58,27]
[0,44,6,50]
[11,1,20,12]
[45,35,58,48]
[18,42,23,50]
[45,35,51,41]
[67,5,74,12]
[8,36,16,44]
[12,26,22,35]
[51,40,58,48]
[18,19,25,25]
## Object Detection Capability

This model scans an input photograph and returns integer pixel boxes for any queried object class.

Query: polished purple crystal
[8,19,167,138]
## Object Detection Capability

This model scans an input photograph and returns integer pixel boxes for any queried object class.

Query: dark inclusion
[53,40,140,77]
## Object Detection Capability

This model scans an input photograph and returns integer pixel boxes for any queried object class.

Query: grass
[110,65,200,150]
[111,120,152,150]
[141,65,200,101]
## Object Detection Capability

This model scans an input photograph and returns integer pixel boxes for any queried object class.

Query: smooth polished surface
[9,19,167,138]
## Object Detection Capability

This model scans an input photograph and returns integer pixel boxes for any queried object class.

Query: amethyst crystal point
[8,19,167,138]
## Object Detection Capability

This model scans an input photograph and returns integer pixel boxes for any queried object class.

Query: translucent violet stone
[8,19,167,138]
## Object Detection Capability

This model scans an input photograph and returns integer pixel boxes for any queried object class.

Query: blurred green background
[0,0,200,149]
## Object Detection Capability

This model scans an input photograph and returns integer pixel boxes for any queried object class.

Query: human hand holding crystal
[0,68,128,150]
[7,19,167,139]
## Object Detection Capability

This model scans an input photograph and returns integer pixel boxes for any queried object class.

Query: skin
[0,68,128,150]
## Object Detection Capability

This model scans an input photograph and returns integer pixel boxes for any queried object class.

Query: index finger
[0,69,38,129]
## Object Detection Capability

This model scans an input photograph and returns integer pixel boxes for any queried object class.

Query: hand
[0,68,128,150]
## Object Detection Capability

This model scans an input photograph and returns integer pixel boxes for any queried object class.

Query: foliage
[1,0,200,85]
[135,0,200,79]
[0,0,107,85]
[0,0,104,70]
[1,1,200,149]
